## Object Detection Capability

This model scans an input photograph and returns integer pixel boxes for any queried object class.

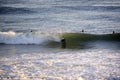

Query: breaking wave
[0,31,120,48]
[0,31,61,44]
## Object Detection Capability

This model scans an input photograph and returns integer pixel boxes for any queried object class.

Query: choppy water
[0,0,120,80]
[0,44,120,80]
[0,0,120,34]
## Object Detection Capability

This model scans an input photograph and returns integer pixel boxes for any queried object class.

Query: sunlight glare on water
[0,48,120,80]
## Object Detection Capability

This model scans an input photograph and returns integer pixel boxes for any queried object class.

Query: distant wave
[0,31,61,44]
[57,6,120,12]
[0,6,35,14]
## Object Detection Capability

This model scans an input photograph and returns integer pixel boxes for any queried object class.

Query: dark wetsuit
[61,38,66,48]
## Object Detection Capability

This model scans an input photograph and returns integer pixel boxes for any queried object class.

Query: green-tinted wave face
[61,33,96,49]
[62,33,120,41]
[47,33,120,49]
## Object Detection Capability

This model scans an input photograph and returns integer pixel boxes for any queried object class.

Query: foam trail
[0,31,61,44]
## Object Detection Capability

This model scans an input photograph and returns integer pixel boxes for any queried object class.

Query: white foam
[0,31,61,44]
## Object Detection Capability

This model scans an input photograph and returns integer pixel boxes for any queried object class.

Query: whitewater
[0,45,120,80]
[0,31,61,44]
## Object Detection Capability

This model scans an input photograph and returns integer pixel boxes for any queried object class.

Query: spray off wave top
[0,31,61,44]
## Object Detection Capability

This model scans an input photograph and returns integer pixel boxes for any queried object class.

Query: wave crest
[0,31,61,44]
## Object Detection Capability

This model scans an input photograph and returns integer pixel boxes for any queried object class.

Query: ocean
[0,0,120,80]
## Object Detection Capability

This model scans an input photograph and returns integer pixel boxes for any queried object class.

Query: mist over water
[0,0,120,80]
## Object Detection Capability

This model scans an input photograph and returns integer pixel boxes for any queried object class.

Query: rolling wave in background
[0,0,120,34]
[0,6,35,14]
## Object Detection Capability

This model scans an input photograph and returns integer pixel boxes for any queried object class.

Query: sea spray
[0,31,61,44]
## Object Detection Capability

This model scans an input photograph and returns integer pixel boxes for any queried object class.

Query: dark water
[0,0,120,34]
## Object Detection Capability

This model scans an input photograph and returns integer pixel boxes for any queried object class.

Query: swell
[57,6,120,12]
[0,6,35,14]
